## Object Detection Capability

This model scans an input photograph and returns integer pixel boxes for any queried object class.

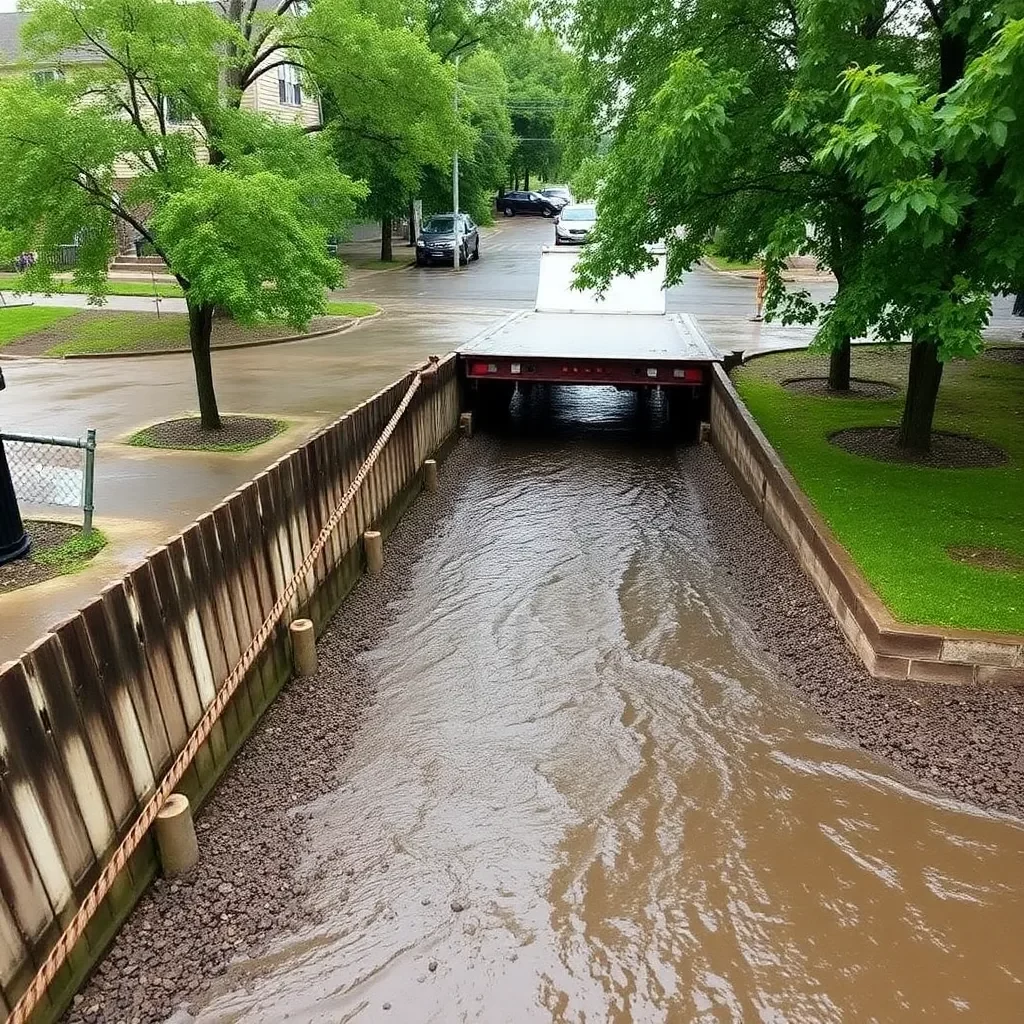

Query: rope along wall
[7,371,425,1024]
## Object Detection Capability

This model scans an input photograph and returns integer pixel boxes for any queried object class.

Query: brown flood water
[198,388,1024,1023]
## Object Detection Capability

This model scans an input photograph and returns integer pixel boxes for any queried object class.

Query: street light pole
[0,368,29,565]
[453,55,461,272]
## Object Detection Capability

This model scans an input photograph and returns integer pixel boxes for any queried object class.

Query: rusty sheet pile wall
[0,356,461,1020]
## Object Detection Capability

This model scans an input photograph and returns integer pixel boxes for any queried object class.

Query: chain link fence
[0,430,96,532]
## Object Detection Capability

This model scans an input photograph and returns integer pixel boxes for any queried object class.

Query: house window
[31,69,63,86]
[277,64,302,106]
[162,95,191,125]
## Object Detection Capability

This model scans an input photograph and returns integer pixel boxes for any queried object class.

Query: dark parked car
[540,185,573,205]
[415,213,480,265]
[496,190,567,218]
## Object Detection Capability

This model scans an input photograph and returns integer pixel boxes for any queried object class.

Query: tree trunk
[407,200,416,246]
[828,337,852,391]
[899,335,943,453]
[187,298,221,431]
[380,216,393,262]
[524,167,530,190]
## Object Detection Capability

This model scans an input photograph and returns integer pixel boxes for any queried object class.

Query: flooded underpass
[182,386,1024,1024]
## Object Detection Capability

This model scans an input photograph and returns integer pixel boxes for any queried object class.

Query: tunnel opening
[466,379,706,444]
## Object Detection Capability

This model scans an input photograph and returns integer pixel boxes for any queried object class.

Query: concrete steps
[110,254,167,271]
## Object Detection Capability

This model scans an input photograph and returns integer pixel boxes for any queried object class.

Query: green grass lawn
[345,253,416,271]
[33,528,108,575]
[46,313,187,356]
[0,305,80,348]
[0,273,184,298]
[733,347,1024,634]
[704,247,762,272]
[325,301,379,318]
[99,281,184,298]
[45,304,378,356]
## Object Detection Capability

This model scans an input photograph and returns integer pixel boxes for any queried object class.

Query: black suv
[496,190,567,218]
[415,213,480,265]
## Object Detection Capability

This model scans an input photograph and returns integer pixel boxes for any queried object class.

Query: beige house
[0,4,322,257]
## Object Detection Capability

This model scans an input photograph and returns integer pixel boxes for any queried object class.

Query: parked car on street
[415,213,480,266]
[540,185,573,205]
[496,190,567,218]
[554,203,597,245]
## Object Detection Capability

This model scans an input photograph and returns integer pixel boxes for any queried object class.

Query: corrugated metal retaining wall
[0,355,461,1021]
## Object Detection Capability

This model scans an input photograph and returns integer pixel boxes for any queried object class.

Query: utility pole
[453,55,461,272]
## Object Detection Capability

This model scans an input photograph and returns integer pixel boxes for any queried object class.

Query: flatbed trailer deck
[456,247,721,440]
[459,310,718,388]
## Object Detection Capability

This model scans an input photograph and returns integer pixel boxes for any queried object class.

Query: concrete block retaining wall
[0,355,462,1021]
[709,364,1024,687]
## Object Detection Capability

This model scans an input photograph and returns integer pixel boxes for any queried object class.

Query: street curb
[44,310,381,360]
[699,258,835,284]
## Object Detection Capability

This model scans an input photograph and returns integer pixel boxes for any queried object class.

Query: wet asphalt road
[0,215,1020,660]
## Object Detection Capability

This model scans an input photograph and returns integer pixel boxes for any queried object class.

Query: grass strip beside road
[733,348,1024,634]
[0,306,79,348]
[47,313,186,356]
[0,303,380,357]
[33,528,108,574]
[0,273,184,298]
[325,301,379,318]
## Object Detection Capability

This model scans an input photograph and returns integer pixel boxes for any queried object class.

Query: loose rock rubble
[691,443,1024,819]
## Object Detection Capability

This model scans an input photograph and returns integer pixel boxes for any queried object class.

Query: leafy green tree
[0,0,363,430]
[304,2,464,260]
[569,0,920,391]
[813,2,1024,448]
[420,48,515,223]
[425,0,530,60]
[499,29,573,189]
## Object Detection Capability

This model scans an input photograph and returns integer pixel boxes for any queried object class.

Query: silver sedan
[554,203,597,245]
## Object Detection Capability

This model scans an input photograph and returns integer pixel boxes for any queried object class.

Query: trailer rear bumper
[462,356,707,388]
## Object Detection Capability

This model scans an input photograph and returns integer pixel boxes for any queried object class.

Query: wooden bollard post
[154,793,199,877]
[424,459,439,493]
[364,530,383,575]
[289,618,317,677]
[460,412,474,437]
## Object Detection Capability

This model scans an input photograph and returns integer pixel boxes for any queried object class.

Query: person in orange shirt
[752,266,768,322]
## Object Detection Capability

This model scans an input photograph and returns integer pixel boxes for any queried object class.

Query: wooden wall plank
[98,584,173,779]
[178,526,242,749]
[20,637,115,864]
[49,616,141,830]
[78,599,157,804]
[148,544,225,774]
[0,661,95,899]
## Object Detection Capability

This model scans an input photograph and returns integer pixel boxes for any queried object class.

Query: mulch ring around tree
[982,346,1024,366]
[0,520,86,594]
[781,376,899,399]
[1,310,352,358]
[829,426,1008,469]
[947,544,1024,574]
[129,415,286,452]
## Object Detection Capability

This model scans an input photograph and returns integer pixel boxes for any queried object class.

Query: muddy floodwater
[198,389,1024,1023]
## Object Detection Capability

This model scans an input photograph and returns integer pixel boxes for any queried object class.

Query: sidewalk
[2,290,187,313]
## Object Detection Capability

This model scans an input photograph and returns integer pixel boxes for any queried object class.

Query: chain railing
[0,429,96,533]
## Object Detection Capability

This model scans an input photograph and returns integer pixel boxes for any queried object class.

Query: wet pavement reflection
[197,386,1024,1023]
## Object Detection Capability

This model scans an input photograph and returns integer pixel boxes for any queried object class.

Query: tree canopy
[0,0,366,428]
[569,0,1024,449]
